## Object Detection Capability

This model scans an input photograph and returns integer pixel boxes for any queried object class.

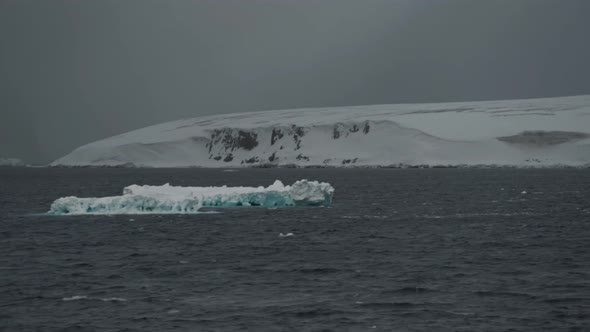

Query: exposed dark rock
[207,129,234,153]
[243,156,260,164]
[237,131,258,150]
[207,129,225,153]
[363,121,370,134]
[292,125,305,138]
[290,125,305,150]
[271,128,284,145]
[207,128,259,153]
[213,156,222,161]
[223,154,233,162]
[350,124,359,133]
[296,154,310,161]
[268,152,277,162]
[333,126,341,139]
[342,158,359,165]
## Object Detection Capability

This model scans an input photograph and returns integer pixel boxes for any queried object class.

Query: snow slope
[53,95,590,167]
[49,180,334,214]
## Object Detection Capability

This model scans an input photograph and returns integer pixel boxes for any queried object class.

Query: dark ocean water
[1,168,589,331]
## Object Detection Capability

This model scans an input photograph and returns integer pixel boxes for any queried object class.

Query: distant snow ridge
[48,180,334,215]
[0,157,25,167]
[52,95,590,167]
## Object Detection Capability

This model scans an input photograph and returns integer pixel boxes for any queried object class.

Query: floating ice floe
[62,295,87,301]
[48,180,334,215]
[61,295,126,302]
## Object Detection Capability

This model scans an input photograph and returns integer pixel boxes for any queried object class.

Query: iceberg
[48,180,334,215]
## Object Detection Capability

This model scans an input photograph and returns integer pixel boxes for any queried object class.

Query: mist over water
[1,168,589,330]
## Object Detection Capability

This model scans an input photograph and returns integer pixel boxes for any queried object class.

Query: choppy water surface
[1,168,589,331]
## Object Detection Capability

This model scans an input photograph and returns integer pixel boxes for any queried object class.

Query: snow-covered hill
[53,95,590,167]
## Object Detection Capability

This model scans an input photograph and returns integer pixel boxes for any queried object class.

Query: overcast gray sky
[1,0,589,164]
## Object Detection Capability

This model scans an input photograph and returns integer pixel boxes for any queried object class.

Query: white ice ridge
[48,180,334,215]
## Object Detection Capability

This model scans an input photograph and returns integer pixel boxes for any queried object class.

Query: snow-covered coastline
[52,95,590,168]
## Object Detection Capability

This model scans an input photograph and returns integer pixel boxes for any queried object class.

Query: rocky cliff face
[200,121,374,166]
